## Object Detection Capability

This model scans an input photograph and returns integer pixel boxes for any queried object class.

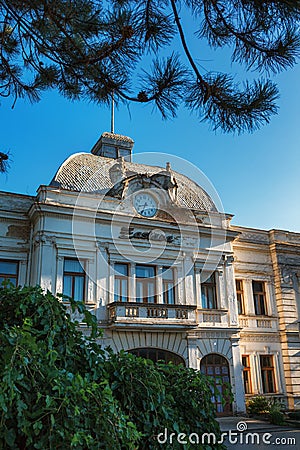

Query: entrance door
[200,353,232,415]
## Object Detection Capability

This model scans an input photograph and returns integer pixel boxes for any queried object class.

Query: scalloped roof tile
[50,153,217,212]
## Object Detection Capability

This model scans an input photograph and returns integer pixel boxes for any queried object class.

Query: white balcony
[197,309,229,327]
[238,315,278,331]
[107,302,197,330]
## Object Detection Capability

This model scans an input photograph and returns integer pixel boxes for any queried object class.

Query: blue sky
[1,15,300,233]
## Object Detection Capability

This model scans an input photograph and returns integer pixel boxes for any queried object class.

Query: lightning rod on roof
[111,90,115,134]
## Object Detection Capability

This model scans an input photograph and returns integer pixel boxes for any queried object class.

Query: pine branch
[186,74,279,133]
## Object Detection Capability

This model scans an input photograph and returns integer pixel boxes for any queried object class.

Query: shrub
[247,396,270,416]
[0,286,140,449]
[105,351,224,449]
[269,400,285,425]
[0,285,224,449]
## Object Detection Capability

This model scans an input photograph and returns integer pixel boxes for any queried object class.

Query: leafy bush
[246,395,270,416]
[104,351,224,449]
[268,401,285,425]
[0,286,140,449]
[0,285,224,449]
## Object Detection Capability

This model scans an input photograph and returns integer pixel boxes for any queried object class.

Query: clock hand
[140,202,148,214]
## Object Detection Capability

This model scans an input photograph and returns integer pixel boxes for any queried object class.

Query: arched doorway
[128,348,185,366]
[200,353,232,415]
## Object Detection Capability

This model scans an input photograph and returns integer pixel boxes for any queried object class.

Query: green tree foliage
[1,1,300,133]
[104,351,223,449]
[0,285,223,449]
[0,286,140,449]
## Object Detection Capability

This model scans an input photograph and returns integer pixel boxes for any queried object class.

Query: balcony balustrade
[107,302,197,329]
[238,315,278,331]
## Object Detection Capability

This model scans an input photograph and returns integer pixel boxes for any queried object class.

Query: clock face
[134,193,157,217]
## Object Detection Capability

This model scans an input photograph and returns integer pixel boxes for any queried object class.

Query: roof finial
[111,90,115,134]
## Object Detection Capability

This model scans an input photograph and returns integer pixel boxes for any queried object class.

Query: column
[187,333,199,369]
[254,352,263,394]
[244,279,255,315]
[157,266,163,304]
[129,263,136,302]
[250,353,259,394]
[274,351,283,393]
[176,259,185,305]
[216,269,226,309]
[231,335,246,414]
[56,256,64,295]
[194,268,202,308]
[39,235,56,293]
[18,260,27,287]
[183,254,195,306]
[225,256,238,326]
[86,258,96,304]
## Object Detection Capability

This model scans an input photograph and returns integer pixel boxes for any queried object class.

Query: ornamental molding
[240,334,280,342]
[195,330,236,339]
[237,232,269,244]
[119,226,181,245]
[34,233,56,246]
[107,170,178,203]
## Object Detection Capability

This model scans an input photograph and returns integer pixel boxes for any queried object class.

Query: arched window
[128,348,185,366]
[200,353,232,415]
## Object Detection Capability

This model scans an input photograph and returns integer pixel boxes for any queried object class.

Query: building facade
[1,132,300,415]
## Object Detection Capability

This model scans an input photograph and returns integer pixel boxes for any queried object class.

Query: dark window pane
[136,281,143,303]
[253,281,264,293]
[162,267,173,281]
[64,259,84,273]
[115,263,128,276]
[136,265,155,278]
[201,273,217,309]
[63,258,85,301]
[63,275,72,297]
[0,261,18,275]
[74,277,84,301]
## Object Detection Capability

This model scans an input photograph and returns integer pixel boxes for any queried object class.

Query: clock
[133,192,158,217]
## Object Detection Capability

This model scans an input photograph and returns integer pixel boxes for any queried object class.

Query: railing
[107,302,197,328]
[238,315,278,331]
[197,309,228,327]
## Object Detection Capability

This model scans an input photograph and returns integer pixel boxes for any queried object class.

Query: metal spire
[111,90,115,134]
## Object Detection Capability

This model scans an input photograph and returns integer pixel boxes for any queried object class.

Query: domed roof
[50,153,217,212]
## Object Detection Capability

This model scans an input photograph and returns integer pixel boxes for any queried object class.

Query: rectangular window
[0,260,18,287]
[236,280,245,315]
[63,258,85,301]
[253,281,267,315]
[162,267,176,304]
[136,265,156,303]
[114,263,129,302]
[242,355,252,394]
[260,355,276,393]
[201,273,217,309]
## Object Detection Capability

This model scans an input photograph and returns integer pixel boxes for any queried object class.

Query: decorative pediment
[106,163,178,204]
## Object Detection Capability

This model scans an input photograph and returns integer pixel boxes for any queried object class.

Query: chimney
[91,132,134,162]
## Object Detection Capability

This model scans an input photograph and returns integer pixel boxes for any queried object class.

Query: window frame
[252,281,268,316]
[236,279,245,315]
[135,264,157,303]
[0,259,19,287]
[201,273,218,309]
[162,266,176,304]
[114,263,129,302]
[260,355,276,394]
[63,258,86,302]
[242,355,252,394]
